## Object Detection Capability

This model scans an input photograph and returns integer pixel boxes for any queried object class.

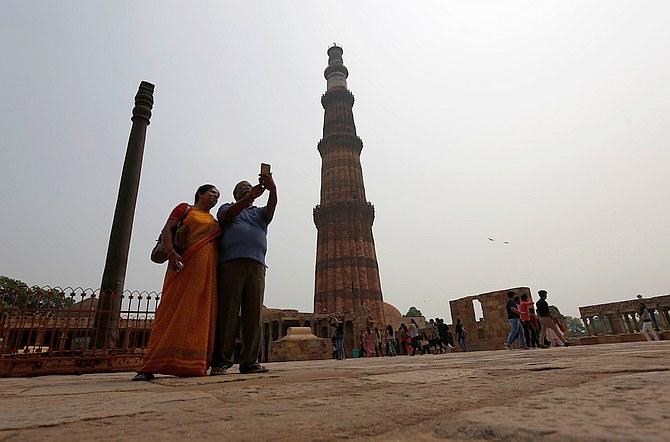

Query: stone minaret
[313,46,386,327]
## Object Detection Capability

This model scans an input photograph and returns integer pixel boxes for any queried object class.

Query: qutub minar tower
[313,45,386,328]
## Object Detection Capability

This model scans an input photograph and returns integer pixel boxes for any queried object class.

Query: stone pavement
[1,342,669,441]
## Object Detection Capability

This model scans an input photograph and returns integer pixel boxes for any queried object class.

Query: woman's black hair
[195,184,216,203]
[386,324,394,333]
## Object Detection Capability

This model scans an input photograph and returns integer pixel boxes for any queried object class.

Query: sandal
[210,365,228,376]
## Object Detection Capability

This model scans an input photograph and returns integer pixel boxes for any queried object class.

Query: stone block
[268,327,331,362]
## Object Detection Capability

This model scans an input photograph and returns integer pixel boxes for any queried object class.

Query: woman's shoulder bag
[150,204,191,264]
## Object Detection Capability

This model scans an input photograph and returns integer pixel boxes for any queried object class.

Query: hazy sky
[1,1,669,320]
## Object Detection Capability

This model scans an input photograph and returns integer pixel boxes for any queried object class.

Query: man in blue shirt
[504,291,528,350]
[211,173,277,375]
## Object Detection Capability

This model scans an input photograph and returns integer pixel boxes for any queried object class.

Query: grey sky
[1,1,668,320]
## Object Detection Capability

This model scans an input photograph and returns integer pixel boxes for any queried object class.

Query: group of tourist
[505,289,568,349]
[133,173,278,380]
[342,289,571,358]
[340,317,470,359]
[334,289,660,359]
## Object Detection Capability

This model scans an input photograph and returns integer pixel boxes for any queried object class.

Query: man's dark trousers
[213,258,265,368]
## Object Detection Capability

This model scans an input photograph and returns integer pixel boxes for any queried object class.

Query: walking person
[519,294,539,348]
[409,319,420,356]
[420,331,431,355]
[399,324,412,355]
[504,291,528,350]
[455,319,467,352]
[536,290,569,348]
[637,295,661,331]
[211,172,277,375]
[429,319,446,353]
[385,325,397,356]
[546,317,566,347]
[134,185,222,380]
[528,307,542,347]
[374,327,383,356]
[437,318,454,352]
[364,326,376,357]
[637,298,660,342]
[359,329,367,357]
[333,316,345,359]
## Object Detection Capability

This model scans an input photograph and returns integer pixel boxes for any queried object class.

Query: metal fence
[0,286,159,377]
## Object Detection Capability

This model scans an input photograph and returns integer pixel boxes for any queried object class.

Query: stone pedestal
[268,327,331,362]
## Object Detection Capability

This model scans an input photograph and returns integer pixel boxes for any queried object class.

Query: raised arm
[260,173,277,221]
[218,185,265,222]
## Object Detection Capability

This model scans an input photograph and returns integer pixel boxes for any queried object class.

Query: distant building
[577,294,670,344]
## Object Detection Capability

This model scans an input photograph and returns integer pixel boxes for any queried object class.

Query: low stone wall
[574,330,669,346]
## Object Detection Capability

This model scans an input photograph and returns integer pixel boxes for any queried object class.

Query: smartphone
[260,163,271,176]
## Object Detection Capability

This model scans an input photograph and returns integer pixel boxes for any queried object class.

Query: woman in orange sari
[133,184,221,380]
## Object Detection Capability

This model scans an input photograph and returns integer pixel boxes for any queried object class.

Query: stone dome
[383,302,402,325]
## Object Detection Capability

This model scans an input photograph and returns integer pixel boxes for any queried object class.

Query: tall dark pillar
[313,46,386,328]
[95,81,154,348]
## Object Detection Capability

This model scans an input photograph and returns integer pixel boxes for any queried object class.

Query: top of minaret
[324,44,349,91]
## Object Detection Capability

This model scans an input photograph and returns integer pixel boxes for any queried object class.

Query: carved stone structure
[261,302,387,361]
[267,327,331,362]
[313,46,386,329]
[578,295,670,342]
[261,308,330,363]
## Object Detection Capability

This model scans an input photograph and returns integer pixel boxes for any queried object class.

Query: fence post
[95,81,154,349]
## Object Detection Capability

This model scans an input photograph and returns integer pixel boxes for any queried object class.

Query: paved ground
[1,341,669,441]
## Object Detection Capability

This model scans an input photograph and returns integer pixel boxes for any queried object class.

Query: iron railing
[0,286,159,377]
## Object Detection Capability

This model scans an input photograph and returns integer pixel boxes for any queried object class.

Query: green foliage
[405,306,423,317]
[0,276,72,315]
[564,316,586,336]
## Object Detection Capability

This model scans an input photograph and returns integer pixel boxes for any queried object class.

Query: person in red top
[519,293,540,348]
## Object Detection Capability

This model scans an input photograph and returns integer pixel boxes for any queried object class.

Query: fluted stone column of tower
[313,46,386,327]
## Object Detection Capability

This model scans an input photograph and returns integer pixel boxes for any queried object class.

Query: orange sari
[140,207,221,376]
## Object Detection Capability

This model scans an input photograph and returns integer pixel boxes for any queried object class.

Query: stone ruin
[449,287,566,351]
[577,294,670,344]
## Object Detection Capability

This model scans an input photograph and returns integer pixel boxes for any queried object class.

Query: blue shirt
[217,204,270,266]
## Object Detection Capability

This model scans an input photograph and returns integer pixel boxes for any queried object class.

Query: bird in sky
[488,237,511,244]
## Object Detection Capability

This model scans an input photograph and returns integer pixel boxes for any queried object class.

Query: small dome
[383,302,402,324]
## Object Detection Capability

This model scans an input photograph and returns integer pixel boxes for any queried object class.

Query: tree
[406,306,423,317]
[0,276,72,315]
[564,316,586,337]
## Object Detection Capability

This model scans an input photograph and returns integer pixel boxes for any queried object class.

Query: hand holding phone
[259,163,275,190]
